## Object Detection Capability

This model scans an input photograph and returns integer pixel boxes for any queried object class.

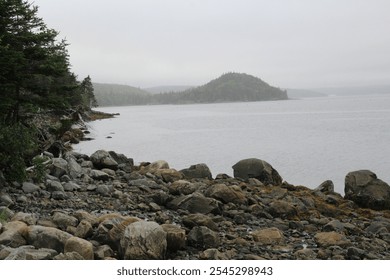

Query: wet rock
[344,170,390,210]
[64,236,94,260]
[180,164,213,180]
[90,150,118,170]
[187,226,220,249]
[232,158,282,186]
[120,221,167,259]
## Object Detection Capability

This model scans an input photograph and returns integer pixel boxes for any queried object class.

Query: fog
[33,0,390,88]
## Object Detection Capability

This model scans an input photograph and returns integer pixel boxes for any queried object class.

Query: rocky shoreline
[1,150,390,260]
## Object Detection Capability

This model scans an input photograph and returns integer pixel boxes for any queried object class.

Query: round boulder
[344,170,390,210]
[232,158,282,185]
[180,164,212,180]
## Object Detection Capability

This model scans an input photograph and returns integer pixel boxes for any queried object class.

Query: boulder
[161,224,186,252]
[156,169,183,183]
[74,220,93,239]
[268,200,298,219]
[94,244,114,260]
[22,182,40,194]
[26,225,73,253]
[187,226,220,249]
[11,212,37,225]
[314,231,351,248]
[168,180,197,195]
[52,211,79,230]
[204,183,247,204]
[251,227,285,245]
[182,213,219,231]
[65,155,83,179]
[90,150,118,170]
[180,164,212,180]
[344,170,390,210]
[167,192,222,214]
[50,158,68,178]
[315,180,335,193]
[232,158,283,185]
[0,221,28,247]
[90,169,111,181]
[64,236,94,260]
[141,160,170,174]
[120,221,167,259]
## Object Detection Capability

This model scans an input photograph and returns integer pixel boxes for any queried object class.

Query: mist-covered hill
[93,73,288,106]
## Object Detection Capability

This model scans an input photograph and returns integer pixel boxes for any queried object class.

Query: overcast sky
[33,0,390,88]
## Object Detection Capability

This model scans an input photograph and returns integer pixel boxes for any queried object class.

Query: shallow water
[75,94,390,194]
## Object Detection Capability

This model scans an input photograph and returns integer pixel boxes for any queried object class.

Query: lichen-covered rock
[344,170,390,210]
[232,158,282,185]
[120,221,167,259]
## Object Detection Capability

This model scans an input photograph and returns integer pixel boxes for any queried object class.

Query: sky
[32,0,390,89]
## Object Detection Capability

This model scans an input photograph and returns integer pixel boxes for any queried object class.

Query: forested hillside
[93,83,152,106]
[0,0,96,182]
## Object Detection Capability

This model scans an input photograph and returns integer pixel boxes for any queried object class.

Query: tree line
[0,0,96,182]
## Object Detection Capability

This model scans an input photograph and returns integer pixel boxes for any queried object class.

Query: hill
[93,83,152,106]
[144,85,193,94]
[157,72,288,104]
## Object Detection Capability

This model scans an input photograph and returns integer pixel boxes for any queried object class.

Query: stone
[204,183,247,204]
[156,169,183,183]
[6,246,57,260]
[66,156,83,179]
[90,150,118,170]
[232,158,282,185]
[167,192,222,214]
[315,180,335,193]
[54,251,85,260]
[96,184,114,196]
[94,244,114,260]
[90,169,111,181]
[199,248,228,260]
[75,220,93,239]
[180,163,213,180]
[323,219,345,232]
[314,231,351,248]
[26,225,73,253]
[168,180,197,195]
[251,227,285,245]
[11,212,37,225]
[64,236,94,260]
[141,160,170,174]
[50,158,68,178]
[344,170,390,210]
[0,221,28,247]
[52,211,78,230]
[51,191,67,200]
[182,213,219,231]
[268,200,298,219]
[187,226,219,249]
[0,193,13,207]
[294,248,317,260]
[22,182,40,194]
[161,224,186,252]
[63,181,80,191]
[46,180,64,192]
[120,221,167,259]
[73,211,98,227]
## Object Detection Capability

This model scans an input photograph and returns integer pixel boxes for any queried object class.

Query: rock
[182,213,219,231]
[74,220,93,239]
[315,180,335,193]
[251,227,285,245]
[180,164,213,180]
[268,200,298,219]
[73,211,98,227]
[344,170,390,210]
[120,221,167,259]
[0,221,28,247]
[200,248,228,260]
[156,169,183,183]
[314,231,351,248]
[22,182,40,194]
[11,212,37,225]
[90,169,111,181]
[50,158,68,178]
[94,244,114,260]
[63,181,80,191]
[66,155,83,179]
[168,180,197,195]
[141,160,170,174]
[294,248,317,260]
[64,236,94,260]
[323,219,345,232]
[167,192,222,214]
[26,225,73,253]
[187,226,219,249]
[0,193,13,207]
[52,211,78,230]
[161,224,186,252]
[51,191,67,200]
[204,184,247,204]
[90,150,118,170]
[232,158,282,185]
[54,251,85,260]
[96,184,114,196]
[5,246,57,260]
[46,179,64,192]
[108,151,133,166]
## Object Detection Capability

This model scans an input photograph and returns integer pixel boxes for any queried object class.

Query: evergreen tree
[80,75,98,108]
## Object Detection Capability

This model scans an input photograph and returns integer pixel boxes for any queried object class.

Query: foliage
[0,208,9,223]
[31,155,48,183]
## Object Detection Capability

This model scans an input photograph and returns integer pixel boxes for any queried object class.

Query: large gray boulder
[180,163,212,180]
[232,158,283,185]
[120,221,167,259]
[344,170,390,210]
[90,150,118,170]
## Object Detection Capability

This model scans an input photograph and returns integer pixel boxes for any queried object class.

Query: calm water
[75,94,390,194]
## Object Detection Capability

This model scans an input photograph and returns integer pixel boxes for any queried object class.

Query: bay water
[74,94,390,194]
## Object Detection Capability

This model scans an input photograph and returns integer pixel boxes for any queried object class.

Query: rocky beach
[1,147,390,260]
